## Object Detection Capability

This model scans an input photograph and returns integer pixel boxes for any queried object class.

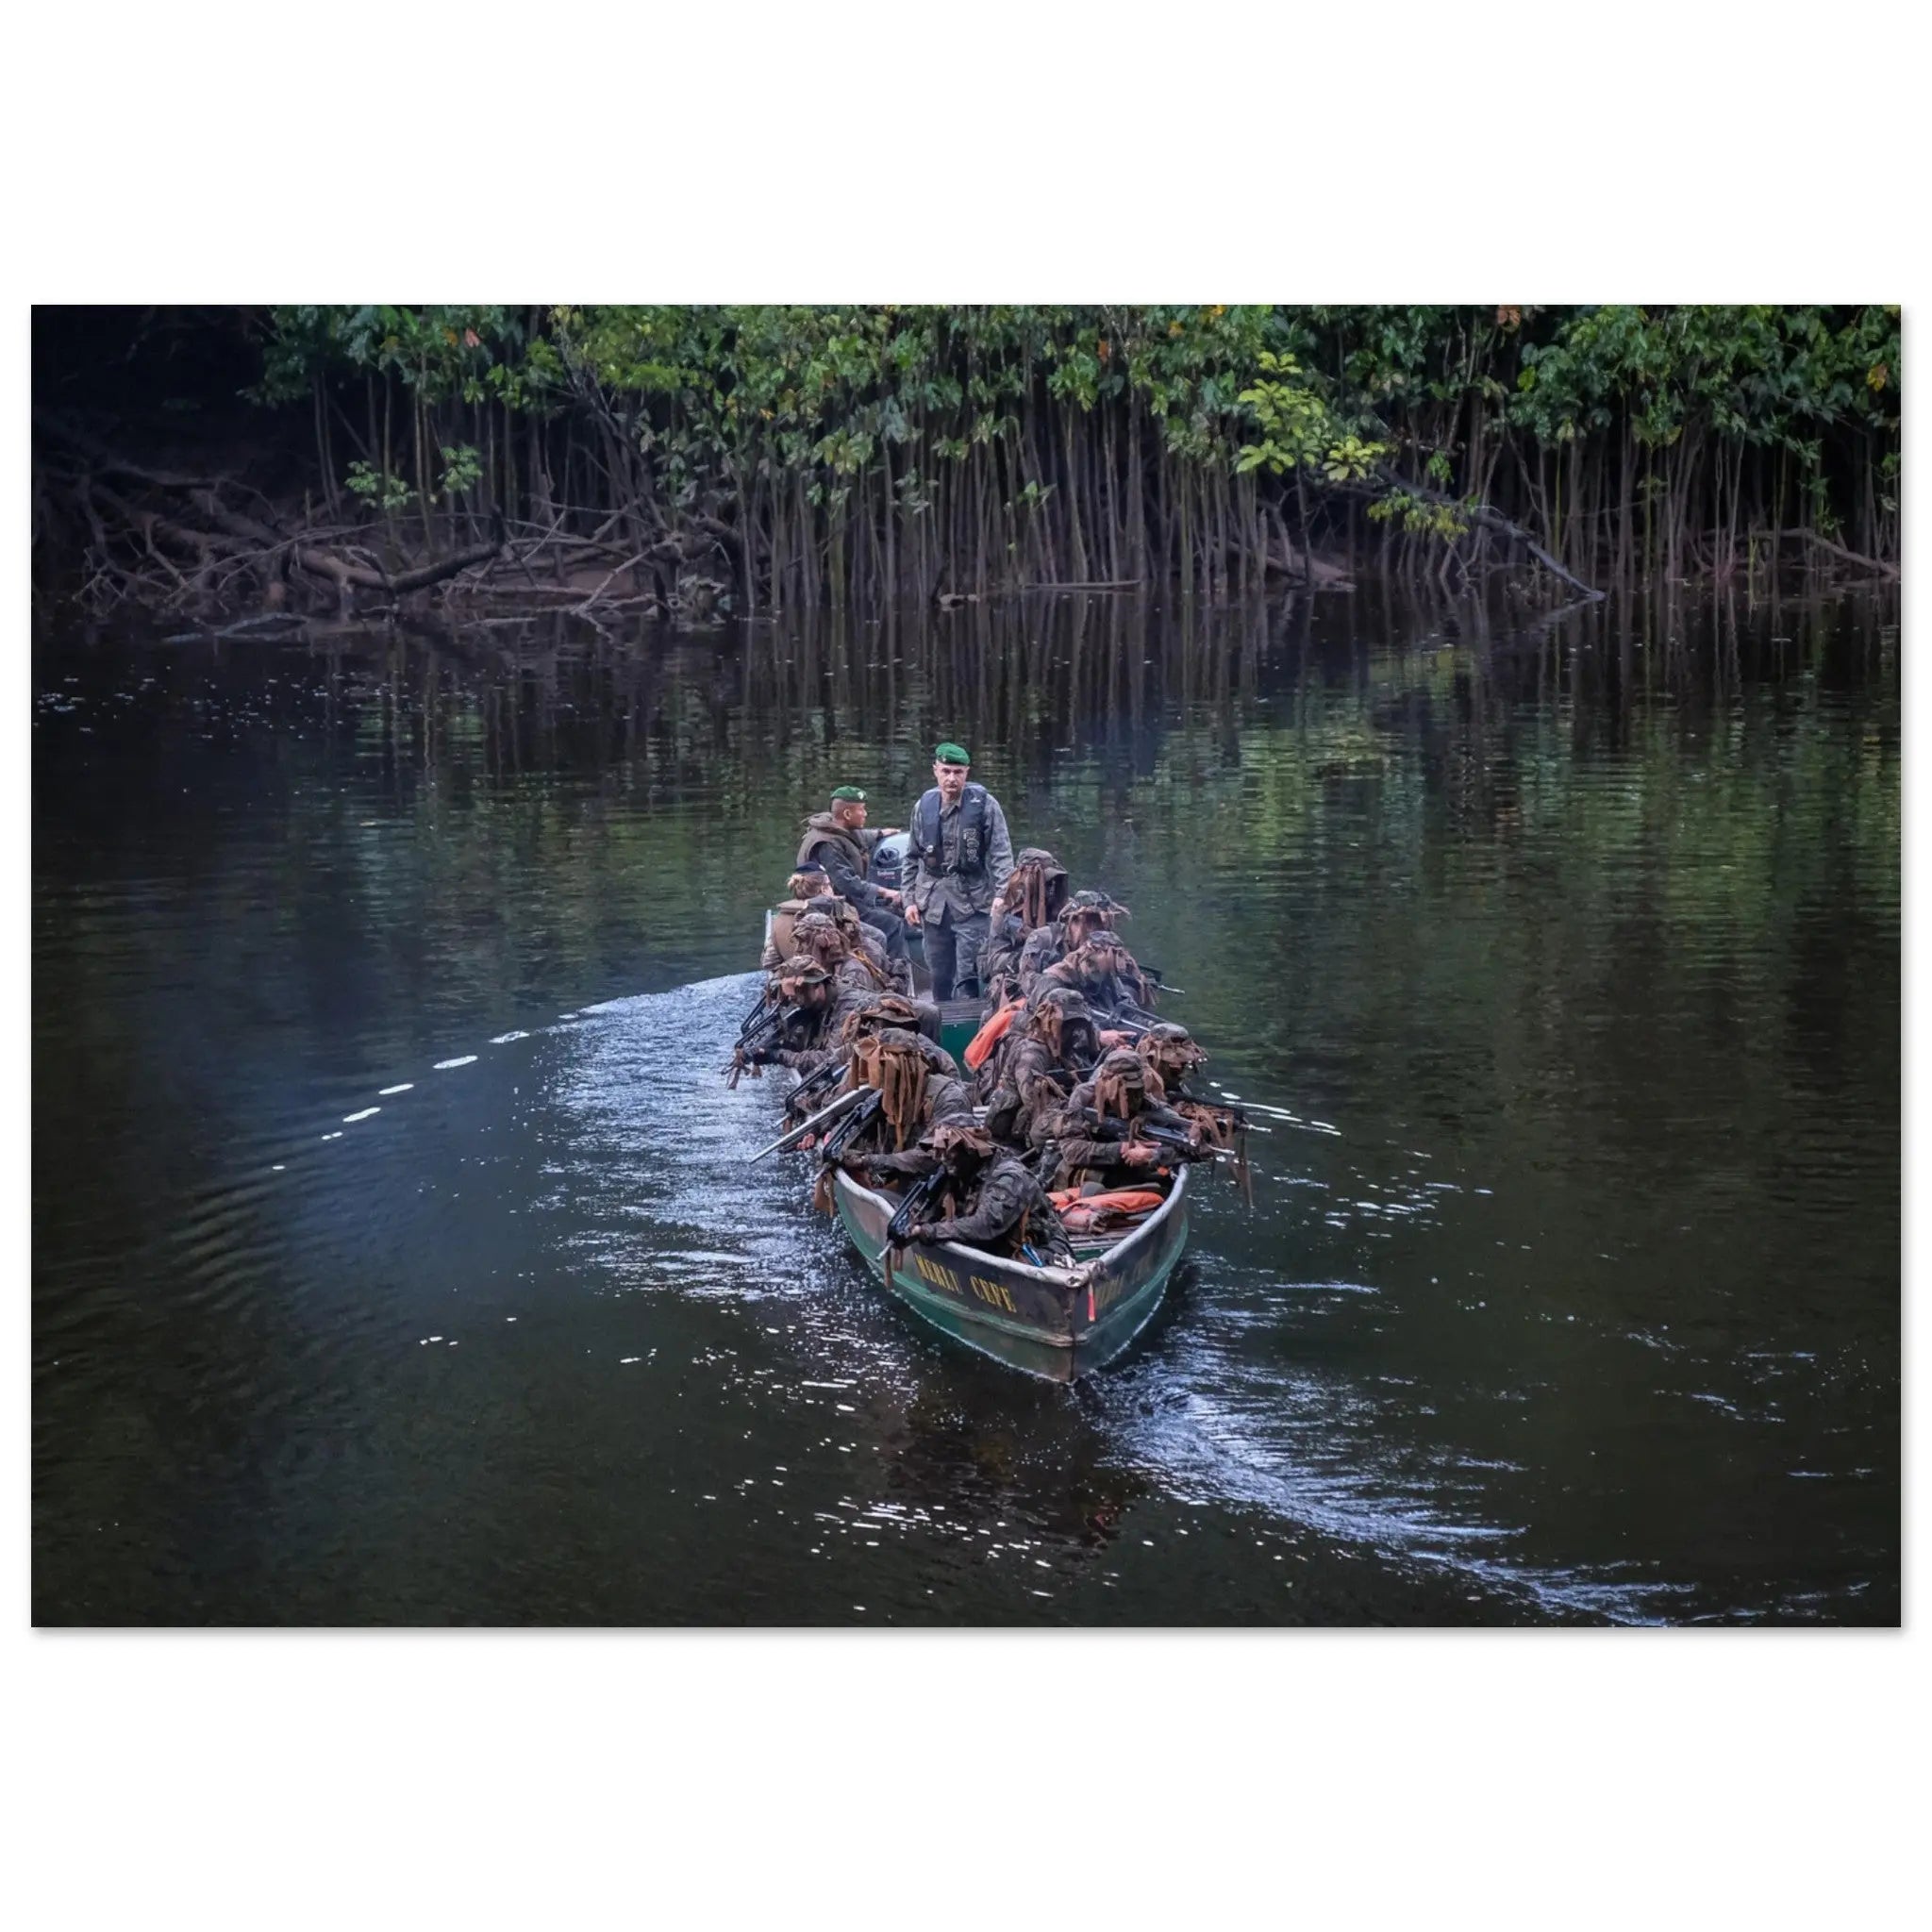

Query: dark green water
[32,586,1900,1623]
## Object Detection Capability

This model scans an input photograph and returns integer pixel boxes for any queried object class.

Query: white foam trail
[343,1108,380,1124]
[379,1083,413,1096]
[434,1057,477,1070]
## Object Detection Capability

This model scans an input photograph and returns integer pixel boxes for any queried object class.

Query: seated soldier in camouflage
[1014,891,1130,998]
[750,956,873,1077]
[979,847,1070,1001]
[791,909,889,998]
[814,890,914,997]
[1035,1046,1205,1192]
[839,1025,976,1157]
[841,994,963,1080]
[786,989,972,1125]
[762,864,835,970]
[983,985,1104,1146]
[1133,1023,1230,1139]
[849,1122,1074,1266]
[1025,930,1156,1033]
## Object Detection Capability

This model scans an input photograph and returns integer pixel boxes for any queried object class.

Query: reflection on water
[32,584,1899,1623]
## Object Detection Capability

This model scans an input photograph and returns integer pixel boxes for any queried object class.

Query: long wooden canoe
[755,916,1191,1377]
[830,1164,1191,1382]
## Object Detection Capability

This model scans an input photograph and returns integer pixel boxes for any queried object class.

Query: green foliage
[1235,351,1337,476]
[251,303,1902,579]
[438,444,482,501]
[343,460,414,512]
[1368,491,1471,540]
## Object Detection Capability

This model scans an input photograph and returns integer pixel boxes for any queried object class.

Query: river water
[31,585,1900,1624]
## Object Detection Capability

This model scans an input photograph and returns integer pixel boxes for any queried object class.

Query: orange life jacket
[963,998,1022,1071]
[1049,1186,1167,1233]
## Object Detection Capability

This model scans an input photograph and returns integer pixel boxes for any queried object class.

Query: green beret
[829,785,866,802]
[934,741,971,766]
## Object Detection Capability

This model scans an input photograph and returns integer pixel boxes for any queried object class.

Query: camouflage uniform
[1036,1049,1199,1191]
[843,996,964,1080]
[857,1143,1073,1264]
[838,1027,976,1158]
[983,989,1103,1146]
[819,894,912,996]
[1025,941,1153,1026]
[1013,923,1069,994]
[766,978,874,1075]
[1136,1023,1241,1150]
[792,910,890,1002]
[978,847,1070,997]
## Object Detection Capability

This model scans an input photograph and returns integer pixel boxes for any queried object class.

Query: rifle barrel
[747,1083,866,1162]
[818,1089,883,1162]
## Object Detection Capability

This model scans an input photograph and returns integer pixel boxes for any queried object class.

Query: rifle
[1070,1107,1202,1160]
[1176,1100,1255,1205]
[735,999,795,1057]
[886,1165,950,1244]
[815,1087,883,1164]
[785,1056,846,1119]
[1138,967,1186,996]
[748,1084,869,1163]
[724,1001,801,1086]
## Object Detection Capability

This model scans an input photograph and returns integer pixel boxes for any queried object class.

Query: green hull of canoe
[832,1165,1190,1382]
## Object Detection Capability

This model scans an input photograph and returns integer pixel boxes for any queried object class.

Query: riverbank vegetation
[32,306,1899,624]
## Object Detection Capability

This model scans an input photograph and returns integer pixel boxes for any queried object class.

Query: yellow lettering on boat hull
[969,1274,1018,1313]
[912,1255,964,1295]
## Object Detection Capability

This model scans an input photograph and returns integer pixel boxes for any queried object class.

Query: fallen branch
[1370,467,1606,602]
[1792,530,1899,580]
[1015,578,1146,591]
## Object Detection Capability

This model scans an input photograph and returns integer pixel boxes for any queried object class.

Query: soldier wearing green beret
[904,741,1014,1002]
[797,783,908,966]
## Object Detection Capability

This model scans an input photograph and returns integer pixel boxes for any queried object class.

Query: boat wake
[240,972,1683,1622]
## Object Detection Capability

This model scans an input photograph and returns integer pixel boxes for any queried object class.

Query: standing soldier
[903,741,1014,1002]
[797,785,908,966]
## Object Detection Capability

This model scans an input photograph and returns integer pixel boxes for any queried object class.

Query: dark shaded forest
[32,305,1900,628]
